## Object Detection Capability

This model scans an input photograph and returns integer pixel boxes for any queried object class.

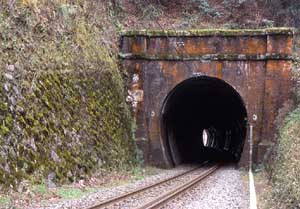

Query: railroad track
[86,162,219,209]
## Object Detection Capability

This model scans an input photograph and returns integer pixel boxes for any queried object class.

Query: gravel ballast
[164,165,250,209]
[30,165,249,209]
[29,165,195,209]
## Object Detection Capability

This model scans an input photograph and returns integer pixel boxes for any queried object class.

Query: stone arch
[160,76,248,166]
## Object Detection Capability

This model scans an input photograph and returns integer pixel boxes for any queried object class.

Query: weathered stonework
[120,28,294,167]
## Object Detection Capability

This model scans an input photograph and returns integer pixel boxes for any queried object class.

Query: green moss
[121,28,295,37]
[119,53,293,61]
[0,102,8,111]
[0,2,138,189]
[0,70,137,187]
[0,196,10,207]
[0,125,10,136]
[56,187,96,199]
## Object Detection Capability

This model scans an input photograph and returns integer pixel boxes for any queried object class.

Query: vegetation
[263,48,300,207]
[0,0,300,208]
[268,109,300,208]
[0,0,138,190]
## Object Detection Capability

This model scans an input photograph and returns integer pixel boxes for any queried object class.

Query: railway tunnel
[161,76,248,166]
[121,28,294,167]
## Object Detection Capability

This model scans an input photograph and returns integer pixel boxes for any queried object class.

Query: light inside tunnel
[202,129,209,147]
[161,76,247,166]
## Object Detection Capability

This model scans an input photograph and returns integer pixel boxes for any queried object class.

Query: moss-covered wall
[0,1,137,189]
[0,70,136,187]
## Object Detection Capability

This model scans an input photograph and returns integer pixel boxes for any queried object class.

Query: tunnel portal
[161,76,247,166]
[121,28,293,167]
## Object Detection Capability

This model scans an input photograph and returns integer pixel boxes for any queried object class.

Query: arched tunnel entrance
[161,76,248,166]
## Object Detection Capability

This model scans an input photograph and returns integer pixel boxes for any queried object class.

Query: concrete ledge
[122,28,295,37]
[119,53,293,61]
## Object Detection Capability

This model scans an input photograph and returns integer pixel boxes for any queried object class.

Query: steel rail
[86,161,209,209]
[136,164,219,209]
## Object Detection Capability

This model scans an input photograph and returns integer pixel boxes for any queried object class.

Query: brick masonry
[120,28,294,167]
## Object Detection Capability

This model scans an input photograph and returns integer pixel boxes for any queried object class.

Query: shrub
[190,0,221,17]
[269,109,300,208]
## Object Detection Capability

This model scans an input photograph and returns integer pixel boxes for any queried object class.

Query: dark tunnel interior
[161,76,248,166]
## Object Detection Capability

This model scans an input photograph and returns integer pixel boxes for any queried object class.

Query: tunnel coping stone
[121,28,295,37]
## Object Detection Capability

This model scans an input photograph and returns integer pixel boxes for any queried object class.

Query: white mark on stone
[252,114,257,121]
[173,41,185,47]
[151,111,155,117]
[133,74,139,83]
[193,72,204,77]
[4,83,9,92]
[126,95,133,103]
[132,90,144,102]
[6,64,15,71]
[132,101,138,108]
[4,73,13,80]
[245,63,250,78]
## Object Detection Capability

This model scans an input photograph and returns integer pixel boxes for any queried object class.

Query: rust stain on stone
[184,37,217,55]
[131,37,146,54]
[216,62,223,79]
[267,35,293,54]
